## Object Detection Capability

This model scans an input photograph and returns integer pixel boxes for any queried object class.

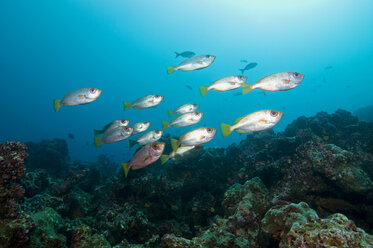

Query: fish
[53,88,102,112]
[168,103,199,117]
[131,121,151,135]
[123,95,163,111]
[175,51,195,58]
[162,112,203,130]
[120,142,165,177]
[67,133,74,139]
[241,72,304,95]
[160,145,203,165]
[239,62,258,74]
[94,126,133,147]
[93,119,130,138]
[129,130,163,149]
[166,55,215,74]
[220,110,283,137]
[170,127,216,151]
[198,75,247,97]
[186,85,193,90]
[324,65,333,70]
[240,59,248,63]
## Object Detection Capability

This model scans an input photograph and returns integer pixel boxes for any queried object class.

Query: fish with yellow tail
[168,103,199,117]
[121,142,165,177]
[198,75,247,97]
[53,88,102,112]
[162,112,203,130]
[166,55,215,74]
[220,110,283,137]
[170,127,216,152]
[94,126,133,147]
[160,145,203,165]
[241,72,304,95]
[131,121,151,135]
[93,119,129,138]
[123,95,163,111]
[129,130,163,149]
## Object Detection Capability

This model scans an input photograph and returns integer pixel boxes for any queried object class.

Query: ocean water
[1,0,373,163]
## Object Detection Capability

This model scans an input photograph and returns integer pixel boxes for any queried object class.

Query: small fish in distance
[199,75,247,97]
[131,121,151,135]
[171,127,216,152]
[53,88,102,112]
[162,112,203,130]
[129,130,163,149]
[324,65,333,70]
[240,59,248,63]
[239,62,258,74]
[94,126,133,147]
[168,103,199,117]
[167,55,215,74]
[123,95,163,111]
[220,110,283,137]
[175,51,195,58]
[241,72,304,95]
[186,85,193,90]
[121,142,165,177]
[67,133,74,139]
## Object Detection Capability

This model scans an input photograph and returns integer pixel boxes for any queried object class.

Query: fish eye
[124,127,130,131]
[270,111,278,117]
[89,88,96,94]
[152,143,159,149]
[121,120,127,124]
[293,72,300,78]
[206,128,212,133]
[155,131,160,134]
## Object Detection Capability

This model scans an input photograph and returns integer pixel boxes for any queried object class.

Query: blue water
[1,1,373,162]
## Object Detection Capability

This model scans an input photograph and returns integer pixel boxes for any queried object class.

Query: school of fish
[53,52,305,177]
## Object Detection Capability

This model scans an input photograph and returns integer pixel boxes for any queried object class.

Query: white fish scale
[232,111,267,131]
[253,72,291,91]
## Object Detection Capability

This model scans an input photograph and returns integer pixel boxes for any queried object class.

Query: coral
[71,224,110,248]
[0,141,27,185]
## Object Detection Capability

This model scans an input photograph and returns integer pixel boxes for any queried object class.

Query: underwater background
[1,1,373,247]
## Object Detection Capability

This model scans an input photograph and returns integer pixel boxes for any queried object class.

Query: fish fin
[239,69,245,74]
[175,52,180,58]
[162,121,170,130]
[53,99,62,112]
[259,119,268,124]
[167,65,176,74]
[171,138,179,152]
[93,130,101,137]
[282,79,291,84]
[94,136,102,147]
[129,139,137,149]
[200,135,205,140]
[120,163,130,177]
[78,94,85,100]
[236,130,249,134]
[196,60,203,64]
[234,116,245,124]
[198,86,208,97]
[123,101,132,111]
[168,110,174,117]
[220,123,233,137]
[160,154,169,165]
[241,83,254,95]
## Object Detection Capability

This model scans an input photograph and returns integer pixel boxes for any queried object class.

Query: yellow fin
[236,130,249,133]
[168,110,174,117]
[94,136,102,147]
[241,83,254,95]
[121,163,130,177]
[234,116,245,124]
[171,138,179,152]
[160,155,169,165]
[167,65,176,74]
[220,123,233,137]
[53,99,62,112]
[162,121,170,130]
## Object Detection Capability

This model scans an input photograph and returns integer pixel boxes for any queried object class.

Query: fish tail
[220,123,233,137]
[53,99,62,112]
[168,110,174,117]
[166,65,176,74]
[175,52,180,58]
[162,121,170,130]
[239,69,245,75]
[171,138,179,152]
[93,130,101,137]
[120,163,130,177]
[94,136,103,147]
[160,154,169,165]
[198,86,209,97]
[241,83,254,95]
[129,139,137,149]
[123,101,132,111]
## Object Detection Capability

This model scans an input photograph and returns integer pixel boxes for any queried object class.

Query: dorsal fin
[234,116,245,124]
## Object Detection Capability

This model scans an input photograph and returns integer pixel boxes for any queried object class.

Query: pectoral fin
[282,79,291,84]
[200,135,205,140]
[259,119,268,124]
[78,94,85,100]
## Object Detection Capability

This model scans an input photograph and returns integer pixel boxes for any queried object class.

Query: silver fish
[94,119,129,138]
[242,72,304,94]
[162,112,203,129]
[131,121,150,135]
[129,130,163,148]
[94,126,133,147]
[171,127,216,151]
[123,95,163,110]
[168,103,199,117]
[121,142,165,177]
[220,110,283,137]
[53,88,102,112]
[167,55,215,74]
[199,75,247,97]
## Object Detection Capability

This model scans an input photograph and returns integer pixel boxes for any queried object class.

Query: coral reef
[1,109,373,247]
